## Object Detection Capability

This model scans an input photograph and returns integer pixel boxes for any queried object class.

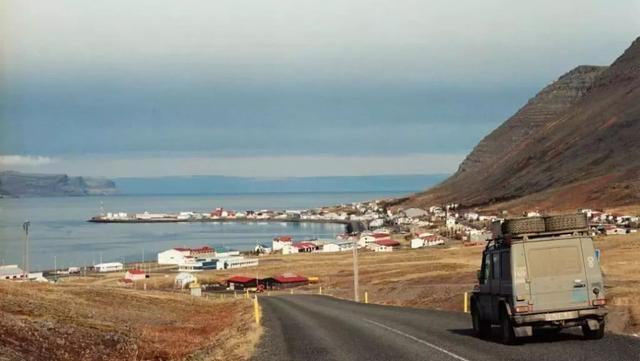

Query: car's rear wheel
[500,308,517,345]
[582,319,605,340]
[471,304,491,338]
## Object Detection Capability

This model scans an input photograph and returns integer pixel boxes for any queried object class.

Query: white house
[94,262,124,272]
[272,236,293,251]
[175,272,197,288]
[369,239,400,252]
[157,246,216,265]
[254,243,272,254]
[124,269,146,281]
[216,256,259,269]
[322,241,355,253]
[410,238,425,249]
[0,265,26,280]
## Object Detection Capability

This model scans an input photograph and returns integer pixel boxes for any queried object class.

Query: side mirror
[477,269,483,283]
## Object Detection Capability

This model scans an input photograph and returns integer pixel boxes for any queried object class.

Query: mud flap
[513,325,533,337]
[586,319,601,331]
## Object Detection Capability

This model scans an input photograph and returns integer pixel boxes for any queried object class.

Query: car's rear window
[527,245,583,277]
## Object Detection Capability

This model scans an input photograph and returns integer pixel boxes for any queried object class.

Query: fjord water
[0,192,406,271]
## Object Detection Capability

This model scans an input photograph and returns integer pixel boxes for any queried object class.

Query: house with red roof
[124,269,146,281]
[261,273,309,289]
[227,275,257,290]
[272,235,294,251]
[369,239,400,252]
[157,246,216,265]
[282,241,318,255]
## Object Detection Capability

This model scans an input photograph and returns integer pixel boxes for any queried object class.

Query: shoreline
[87,218,350,225]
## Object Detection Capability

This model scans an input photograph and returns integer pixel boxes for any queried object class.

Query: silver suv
[470,214,607,344]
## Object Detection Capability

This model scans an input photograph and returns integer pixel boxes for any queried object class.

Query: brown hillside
[404,37,640,213]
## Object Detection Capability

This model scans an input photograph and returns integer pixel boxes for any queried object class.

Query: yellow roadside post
[464,292,469,313]
[364,291,368,304]
[253,295,261,325]
[290,289,293,295]
[319,286,322,295]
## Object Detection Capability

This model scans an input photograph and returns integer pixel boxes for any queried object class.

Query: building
[254,243,272,254]
[322,241,355,253]
[370,239,400,252]
[178,259,218,272]
[272,236,293,251]
[402,208,428,219]
[157,246,216,265]
[0,265,26,280]
[124,269,146,281]
[175,272,197,288]
[262,274,309,289]
[410,238,425,249]
[94,262,124,272]
[227,276,257,290]
[216,256,259,270]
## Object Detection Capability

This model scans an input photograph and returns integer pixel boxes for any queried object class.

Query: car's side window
[483,253,492,283]
[501,251,511,280]
[492,252,501,280]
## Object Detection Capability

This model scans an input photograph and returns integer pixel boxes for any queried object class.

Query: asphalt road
[252,295,640,361]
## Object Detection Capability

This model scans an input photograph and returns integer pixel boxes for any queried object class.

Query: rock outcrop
[0,171,117,197]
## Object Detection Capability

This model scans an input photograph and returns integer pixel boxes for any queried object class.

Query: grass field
[0,282,259,361]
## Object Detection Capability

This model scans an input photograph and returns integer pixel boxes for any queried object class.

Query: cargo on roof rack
[492,213,588,238]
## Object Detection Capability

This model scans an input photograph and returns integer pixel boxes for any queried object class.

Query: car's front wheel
[471,304,491,338]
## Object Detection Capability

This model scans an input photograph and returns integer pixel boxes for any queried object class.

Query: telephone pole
[352,238,359,302]
[22,221,30,276]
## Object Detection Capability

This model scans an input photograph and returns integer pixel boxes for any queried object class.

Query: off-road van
[470,213,607,344]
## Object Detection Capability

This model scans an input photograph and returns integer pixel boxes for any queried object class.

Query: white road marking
[364,319,471,361]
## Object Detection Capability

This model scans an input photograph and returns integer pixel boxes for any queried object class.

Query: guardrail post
[253,295,261,325]
[464,292,469,313]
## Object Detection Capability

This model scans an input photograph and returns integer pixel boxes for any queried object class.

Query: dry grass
[0,282,257,361]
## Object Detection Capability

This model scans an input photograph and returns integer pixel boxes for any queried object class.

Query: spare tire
[544,213,588,232]
[502,217,546,235]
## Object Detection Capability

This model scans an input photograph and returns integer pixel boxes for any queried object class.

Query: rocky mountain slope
[403,37,640,213]
[0,171,117,197]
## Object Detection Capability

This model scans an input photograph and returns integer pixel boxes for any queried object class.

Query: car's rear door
[523,237,590,312]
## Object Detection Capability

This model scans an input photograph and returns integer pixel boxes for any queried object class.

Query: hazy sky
[1,0,639,177]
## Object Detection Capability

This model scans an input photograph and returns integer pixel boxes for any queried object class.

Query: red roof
[273,275,308,283]
[174,246,214,253]
[128,269,145,275]
[274,236,293,242]
[294,242,316,249]
[372,233,390,238]
[375,239,400,247]
[227,276,256,284]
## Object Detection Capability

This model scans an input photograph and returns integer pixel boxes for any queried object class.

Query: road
[252,295,640,361]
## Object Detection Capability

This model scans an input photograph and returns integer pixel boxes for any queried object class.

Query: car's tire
[471,304,491,339]
[502,217,546,235]
[500,308,517,345]
[582,319,605,340]
[544,213,588,232]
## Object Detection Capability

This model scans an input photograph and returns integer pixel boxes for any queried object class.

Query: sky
[1,0,639,178]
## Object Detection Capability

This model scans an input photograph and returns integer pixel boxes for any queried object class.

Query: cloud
[0,155,57,168]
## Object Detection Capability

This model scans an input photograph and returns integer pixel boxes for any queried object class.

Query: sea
[0,192,409,271]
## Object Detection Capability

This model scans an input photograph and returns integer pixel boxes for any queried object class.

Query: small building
[370,239,400,252]
[94,262,124,273]
[175,272,197,288]
[157,246,215,265]
[178,258,218,272]
[262,274,309,289]
[410,238,425,249]
[227,276,257,290]
[0,265,26,280]
[272,236,293,251]
[124,269,146,281]
[254,243,272,254]
[216,256,259,270]
[322,241,355,253]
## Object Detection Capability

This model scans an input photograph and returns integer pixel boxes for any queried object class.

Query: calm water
[0,192,407,271]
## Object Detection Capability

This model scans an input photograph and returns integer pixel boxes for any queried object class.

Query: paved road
[252,295,640,361]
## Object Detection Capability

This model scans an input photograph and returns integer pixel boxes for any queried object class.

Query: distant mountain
[115,174,448,195]
[0,171,117,197]
[402,37,640,213]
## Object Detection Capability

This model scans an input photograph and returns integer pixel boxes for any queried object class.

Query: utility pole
[352,238,360,302]
[22,221,30,276]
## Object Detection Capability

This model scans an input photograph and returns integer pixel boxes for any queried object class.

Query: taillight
[592,299,606,306]
[515,305,533,313]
